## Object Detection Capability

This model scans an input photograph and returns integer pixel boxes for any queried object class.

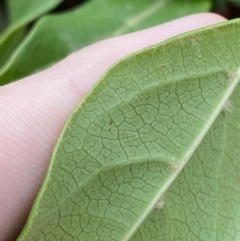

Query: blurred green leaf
[0,1,8,33]
[0,0,64,69]
[6,0,64,24]
[212,0,226,8]
[0,0,210,85]
[229,0,240,7]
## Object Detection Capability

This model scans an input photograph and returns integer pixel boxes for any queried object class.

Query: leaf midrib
[112,0,169,36]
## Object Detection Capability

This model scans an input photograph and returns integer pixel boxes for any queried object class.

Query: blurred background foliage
[0,0,240,85]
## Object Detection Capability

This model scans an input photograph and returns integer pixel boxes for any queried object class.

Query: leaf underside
[17,19,240,241]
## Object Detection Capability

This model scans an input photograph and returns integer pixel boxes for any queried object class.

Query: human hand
[0,13,225,241]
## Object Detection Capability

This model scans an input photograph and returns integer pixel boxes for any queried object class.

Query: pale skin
[0,13,225,241]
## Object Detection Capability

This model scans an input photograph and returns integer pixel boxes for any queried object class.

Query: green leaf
[0,0,210,85]
[229,0,240,7]
[0,0,63,69]
[211,0,226,8]
[6,0,64,24]
[17,19,240,241]
[0,1,8,33]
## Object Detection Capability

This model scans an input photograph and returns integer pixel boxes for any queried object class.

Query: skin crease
[0,13,225,241]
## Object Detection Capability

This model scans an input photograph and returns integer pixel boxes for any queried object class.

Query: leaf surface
[0,1,8,33]
[0,0,210,85]
[6,0,63,24]
[17,19,240,241]
[0,0,63,69]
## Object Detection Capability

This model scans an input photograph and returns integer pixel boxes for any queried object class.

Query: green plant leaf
[6,0,63,24]
[229,0,240,7]
[0,0,63,69]
[0,1,8,33]
[0,0,210,85]
[17,19,240,241]
[131,84,240,241]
